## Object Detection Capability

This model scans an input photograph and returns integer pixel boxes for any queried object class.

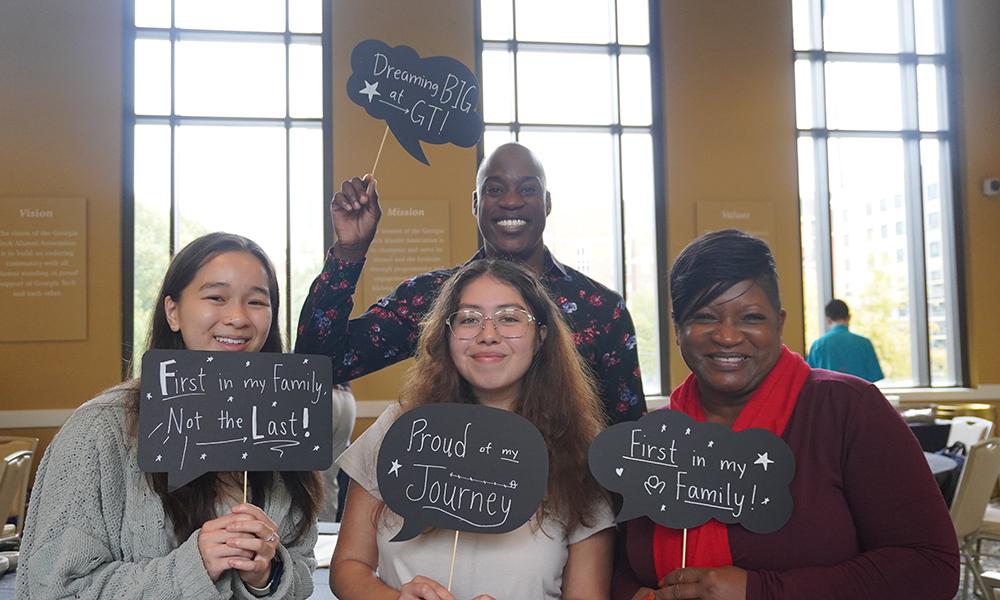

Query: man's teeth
[215,336,246,345]
[496,218,527,229]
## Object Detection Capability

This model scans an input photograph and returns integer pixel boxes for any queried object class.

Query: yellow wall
[2,0,1000,450]
[658,1,803,386]
[954,0,1000,386]
[0,1,123,408]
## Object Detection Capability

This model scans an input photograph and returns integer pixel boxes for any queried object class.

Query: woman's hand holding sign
[331,174,381,262]
[224,503,283,588]
[198,512,257,581]
[197,503,282,587]
[399,577,496,600]
[651,566,747,600]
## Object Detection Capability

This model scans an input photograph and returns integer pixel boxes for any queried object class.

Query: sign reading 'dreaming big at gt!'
[347,39,484,165]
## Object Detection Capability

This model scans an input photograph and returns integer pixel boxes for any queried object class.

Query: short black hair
[670,229,781,324]
[825,299,850,321]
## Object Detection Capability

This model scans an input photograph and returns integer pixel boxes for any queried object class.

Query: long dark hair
[126,232,321,544]
[398,258,606,531]
[670,229,782,325]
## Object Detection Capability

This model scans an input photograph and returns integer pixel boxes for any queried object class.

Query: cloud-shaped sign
[139,349,334,490]
[589,409,794,533]
[347,39,484,165]
[376,403,548,542]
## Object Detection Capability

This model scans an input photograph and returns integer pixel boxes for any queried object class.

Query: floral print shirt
[294,247,646,424]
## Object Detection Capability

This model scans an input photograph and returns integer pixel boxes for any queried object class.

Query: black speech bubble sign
[347,39,484,165]
[376,403,548,542]
[139,349,334,491]
[589,409,794,533]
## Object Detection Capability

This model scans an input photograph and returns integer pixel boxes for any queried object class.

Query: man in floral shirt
[294,143,645,424]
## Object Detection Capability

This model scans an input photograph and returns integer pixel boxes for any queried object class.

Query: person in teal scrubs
[807,299,885,382]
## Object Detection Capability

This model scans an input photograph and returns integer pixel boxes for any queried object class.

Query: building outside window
[126,0,327,370]
[478,0,665,394]
[794,0,962,386]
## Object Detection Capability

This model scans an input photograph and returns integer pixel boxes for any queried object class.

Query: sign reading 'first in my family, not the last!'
[138,349,334,490]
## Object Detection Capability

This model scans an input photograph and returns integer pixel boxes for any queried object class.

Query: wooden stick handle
[447,530,460,591]
[681,528,688,568]
[371,125,390,177]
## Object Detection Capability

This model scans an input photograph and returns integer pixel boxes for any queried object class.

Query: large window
[478,0,666,394]
[126,0,328,369]
[794,0,962,386]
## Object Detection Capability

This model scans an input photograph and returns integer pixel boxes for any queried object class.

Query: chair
[951,439,1000,598]
[0,446,36,551]
[948,416,994,449]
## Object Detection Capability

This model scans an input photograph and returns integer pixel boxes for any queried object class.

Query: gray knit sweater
[15,388,317,600]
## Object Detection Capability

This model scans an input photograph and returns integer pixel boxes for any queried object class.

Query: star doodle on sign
[388,459,402,477]
[660,504,666,511]
[200,453,207,460]
[312,445,320,451]
[245,360,251,367]
[685,427,692,435]
[271,401,278,407]
[302,358,309,364]
[707,440,715,448]
[146,393,152,400]
[155,455,162,462]
[358,80,381,102]
[227,396,234,403]
[755,452,775,471]
[762,497,771,505]
[241,452,248,460]
[206,356,214,362]
[661,424,667,432]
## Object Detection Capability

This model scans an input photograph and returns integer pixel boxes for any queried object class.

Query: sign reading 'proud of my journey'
[139,349,333,490]
[347,39,484,165]
[589,409,795,533]
[376,403,548,542]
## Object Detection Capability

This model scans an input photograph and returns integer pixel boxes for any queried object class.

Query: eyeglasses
[446,308,538,340]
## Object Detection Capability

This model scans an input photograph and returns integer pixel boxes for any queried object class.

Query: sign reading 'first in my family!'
[590,409,795,534]
[139,349,333,490]
[348,39,484,165]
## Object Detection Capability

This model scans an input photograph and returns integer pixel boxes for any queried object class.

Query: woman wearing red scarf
[612,230,958,600]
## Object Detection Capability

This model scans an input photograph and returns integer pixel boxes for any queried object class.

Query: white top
[338,404,614,600]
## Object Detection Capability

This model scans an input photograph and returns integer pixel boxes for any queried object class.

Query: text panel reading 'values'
[139,349,334,490]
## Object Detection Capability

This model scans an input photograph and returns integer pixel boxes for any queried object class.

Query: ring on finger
[264,531,278,543]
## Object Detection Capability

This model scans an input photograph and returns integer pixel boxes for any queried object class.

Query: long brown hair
[398,258,606,531]
[125,232,321,544]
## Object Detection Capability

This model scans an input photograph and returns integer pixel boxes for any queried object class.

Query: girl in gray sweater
[17,233,322,600]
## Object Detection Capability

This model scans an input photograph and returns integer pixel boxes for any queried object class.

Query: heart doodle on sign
[615,467,624,477]
[644,475,666,496]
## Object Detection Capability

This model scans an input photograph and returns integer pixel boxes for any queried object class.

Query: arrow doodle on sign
[377,99,409,114]
[195,437,248,446]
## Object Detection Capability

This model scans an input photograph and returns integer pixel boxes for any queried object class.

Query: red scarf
[652,346,810,579]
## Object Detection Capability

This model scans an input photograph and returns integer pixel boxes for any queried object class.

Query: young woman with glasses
[330,258,615,600]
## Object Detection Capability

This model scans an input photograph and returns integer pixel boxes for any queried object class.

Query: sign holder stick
[447,530,460,591]
[243,471,248,503]
[371,125,390,177]
[681,529,688,568]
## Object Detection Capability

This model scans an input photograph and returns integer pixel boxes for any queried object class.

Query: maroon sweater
[612,370,959,600]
